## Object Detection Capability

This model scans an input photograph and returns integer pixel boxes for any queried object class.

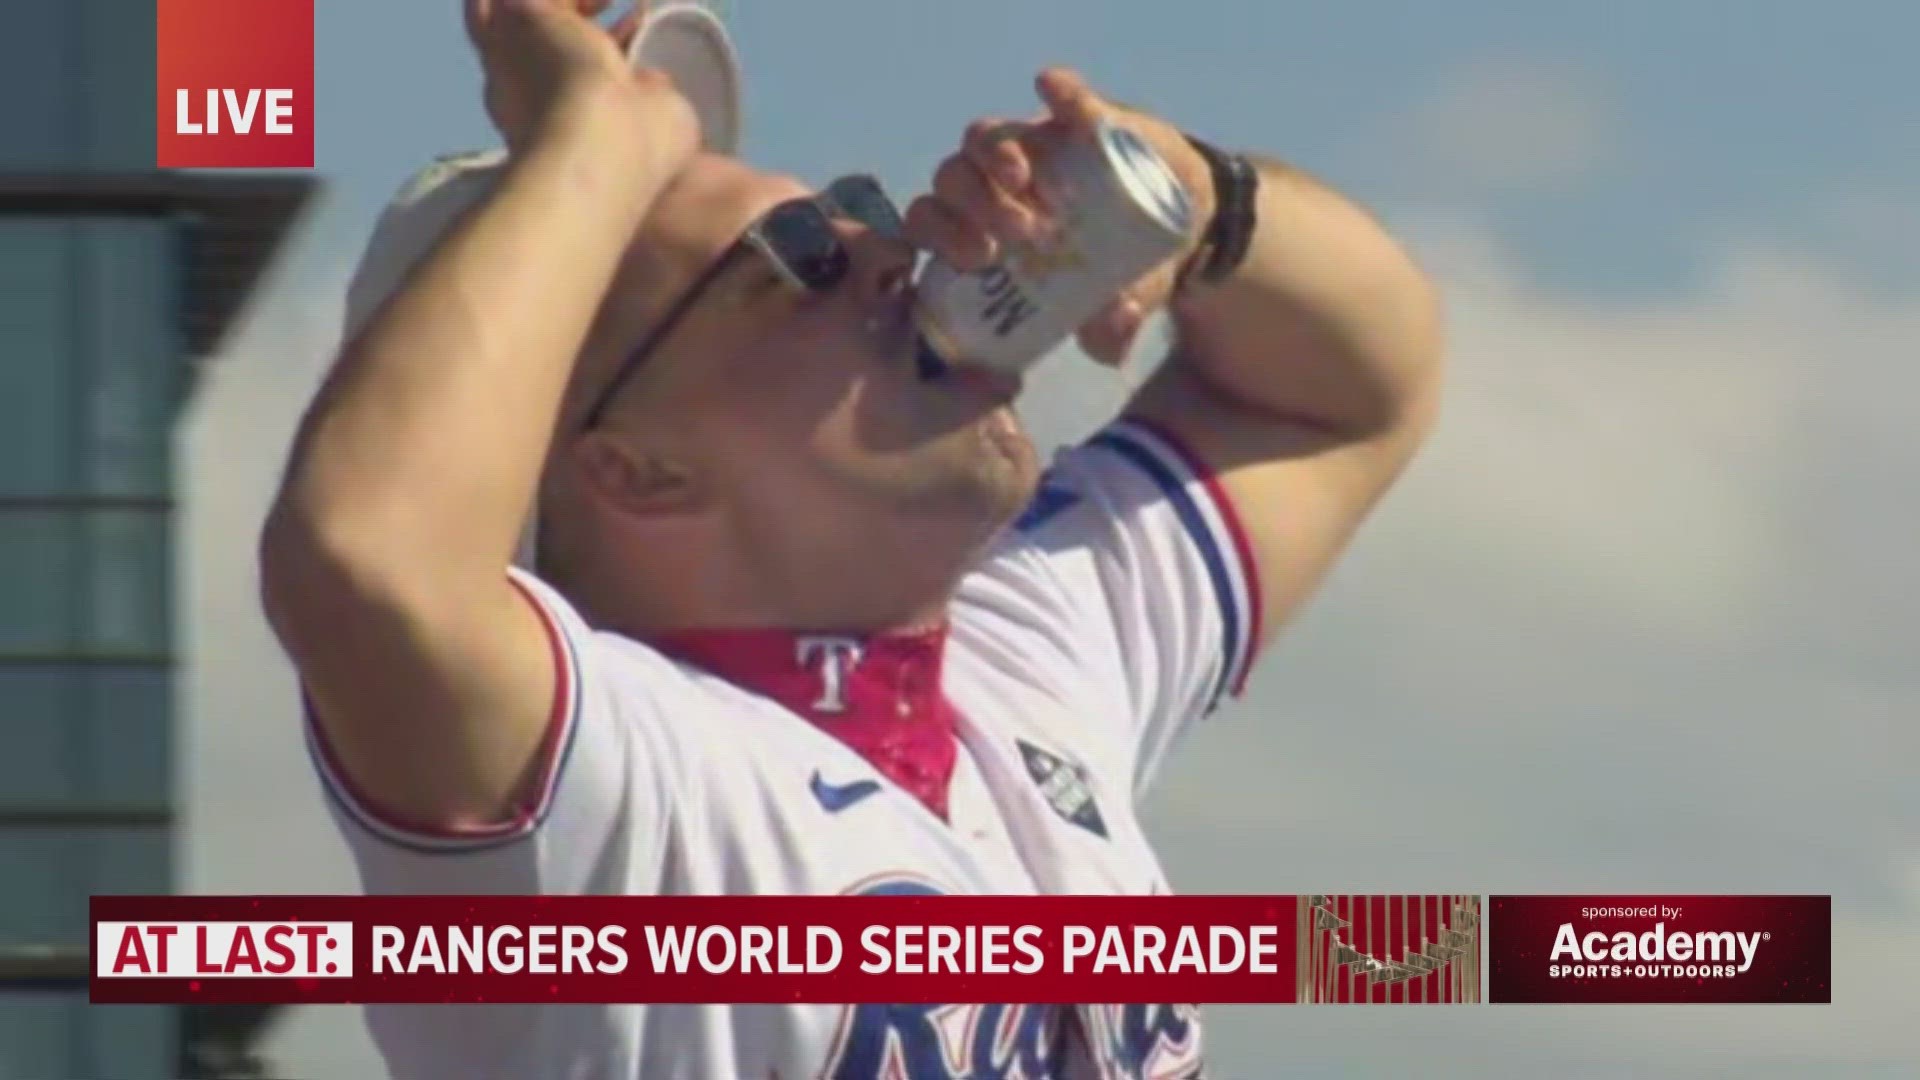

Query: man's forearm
[1167,157,1442,445]
[272,91,674,581]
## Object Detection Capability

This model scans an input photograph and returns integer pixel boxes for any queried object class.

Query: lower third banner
[91,893,1827,1005]
[90,894,1501,1006]
[94,894,1315,1005]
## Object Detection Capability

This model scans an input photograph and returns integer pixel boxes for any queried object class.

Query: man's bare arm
[260,7,696,829]
[1128,153,1443,646]
[898,64,1442,667]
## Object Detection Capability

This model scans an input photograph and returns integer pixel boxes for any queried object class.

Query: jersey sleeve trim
[302,570,585,854]
[1086,417,1265,707]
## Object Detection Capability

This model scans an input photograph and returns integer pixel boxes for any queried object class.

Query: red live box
[156,0,314,168]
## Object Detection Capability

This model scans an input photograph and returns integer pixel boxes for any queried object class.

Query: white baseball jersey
[308,417,1263,1080]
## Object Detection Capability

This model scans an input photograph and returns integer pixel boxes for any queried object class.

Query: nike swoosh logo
[809,771,882,813]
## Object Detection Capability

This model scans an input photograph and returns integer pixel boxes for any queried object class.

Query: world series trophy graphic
[1295,895,1482,1003]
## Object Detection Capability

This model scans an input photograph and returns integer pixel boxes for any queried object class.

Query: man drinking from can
[260,1,1444,1076]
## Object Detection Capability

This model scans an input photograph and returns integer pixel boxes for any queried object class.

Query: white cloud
[1381,217,1810,639]
[1355,58,1623,197]
[184,208,1918,1075]
[1134,216,1919,1071]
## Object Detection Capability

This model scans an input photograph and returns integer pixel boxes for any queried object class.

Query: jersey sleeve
[985,416,1265,794]
[304,567,676,896]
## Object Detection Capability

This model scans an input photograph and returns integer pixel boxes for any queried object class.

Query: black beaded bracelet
[1181,134,1259,286]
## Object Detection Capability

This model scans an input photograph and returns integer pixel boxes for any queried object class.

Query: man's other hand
[903,67,1217,365]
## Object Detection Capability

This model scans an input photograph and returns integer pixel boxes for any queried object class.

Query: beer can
[914,118,1194,377]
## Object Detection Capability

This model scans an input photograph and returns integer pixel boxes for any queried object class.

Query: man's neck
[648,621,964,819]
[571,534,973,642]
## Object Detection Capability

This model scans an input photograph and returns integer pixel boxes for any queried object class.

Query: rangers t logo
[796,635,863,713]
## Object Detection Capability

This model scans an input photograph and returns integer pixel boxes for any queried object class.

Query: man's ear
[570,431,704,517]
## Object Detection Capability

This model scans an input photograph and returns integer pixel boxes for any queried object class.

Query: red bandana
[649,625,960,820]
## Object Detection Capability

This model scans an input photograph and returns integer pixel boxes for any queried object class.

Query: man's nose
[835,217,918,307]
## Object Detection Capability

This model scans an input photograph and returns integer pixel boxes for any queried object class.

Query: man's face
[584,155,1040,567]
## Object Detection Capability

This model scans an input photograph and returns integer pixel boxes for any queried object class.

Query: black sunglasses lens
[826,176,902,237]
[760,201,850,291]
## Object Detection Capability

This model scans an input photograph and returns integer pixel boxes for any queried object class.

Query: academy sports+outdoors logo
[1486,895,1829,1003]
[156,0,314,168]
[1548,911,1763,979]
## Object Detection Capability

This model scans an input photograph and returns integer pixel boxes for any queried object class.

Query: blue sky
[301,0,1920,296]
[189,2,1918,1075]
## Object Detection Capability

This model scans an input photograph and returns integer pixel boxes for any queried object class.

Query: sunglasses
[581,174,904,429]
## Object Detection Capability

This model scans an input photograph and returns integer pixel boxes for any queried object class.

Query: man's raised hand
[464,0,697,171]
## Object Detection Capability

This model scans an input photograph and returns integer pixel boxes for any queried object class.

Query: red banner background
[92,894,1305,1005]
[1486,894,1829,1003]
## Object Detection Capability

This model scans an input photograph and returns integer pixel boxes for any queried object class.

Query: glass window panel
[85,1003,175,1080]
[0,508,170,655]
[0,6,75,167]
[0,220,77,496]
[0,509,78,652]
[0,664,170,804]
[0,998,169,1080]
[93,829,172,896]
[81,219,179,498]
[86,665,173,803]
[0,831,167,946]
[0,666,76,802]
[84,509,171,654]
[76,0,157,170]
[0,216,180,499]
[0,834,82,945]
[0,996,77,1079]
